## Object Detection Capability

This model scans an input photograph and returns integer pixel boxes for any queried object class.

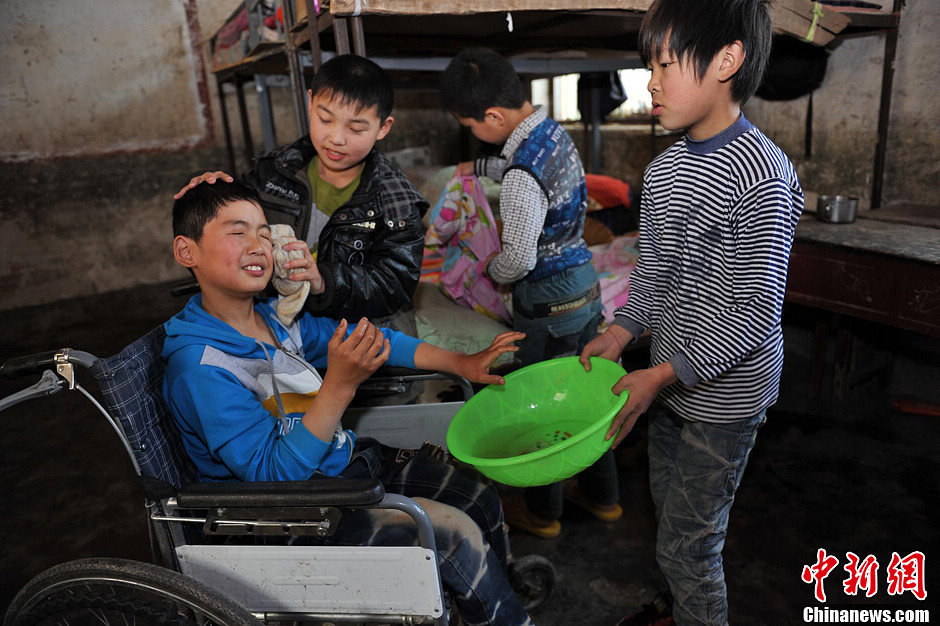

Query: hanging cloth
[424,174,511,325]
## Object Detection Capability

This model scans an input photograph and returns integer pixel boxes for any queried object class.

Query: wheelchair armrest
[316,365,474,400]
[372,365,439,379]
[316,365,443,380]
[176,477,384,509]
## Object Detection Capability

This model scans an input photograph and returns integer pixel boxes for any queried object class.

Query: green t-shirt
[305,156,362,253]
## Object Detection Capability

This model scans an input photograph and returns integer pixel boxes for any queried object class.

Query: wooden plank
[769,4,836,45]
[328,0,849,45]
[842,11,900,29]
[211,46,288,76]
[329,0,653,15]
[769,0,851,46]
[776,0,850,34]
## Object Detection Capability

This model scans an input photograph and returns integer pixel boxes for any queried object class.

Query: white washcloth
[270,224,310,326]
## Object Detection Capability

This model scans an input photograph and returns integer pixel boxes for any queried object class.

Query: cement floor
[1,283,936,623]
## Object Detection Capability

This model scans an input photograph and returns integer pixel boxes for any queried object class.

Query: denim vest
[506,117,591,282]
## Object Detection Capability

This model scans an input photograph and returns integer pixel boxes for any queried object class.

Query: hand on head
[174,171,234,199]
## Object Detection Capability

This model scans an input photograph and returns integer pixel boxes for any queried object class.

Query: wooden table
[786,214,940,411]
[787,216,940,336]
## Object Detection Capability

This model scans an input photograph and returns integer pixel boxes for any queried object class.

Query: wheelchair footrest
[177,544,444,620]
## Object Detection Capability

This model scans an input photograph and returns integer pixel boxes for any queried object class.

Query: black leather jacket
[245,136,428,321]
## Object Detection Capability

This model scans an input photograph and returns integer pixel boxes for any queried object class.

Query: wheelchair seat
[86,325,448,624]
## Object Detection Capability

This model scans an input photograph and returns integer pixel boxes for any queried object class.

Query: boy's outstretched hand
[323,318,391,393]
[455,331,526,385]
[174,171,234,199]
[415,331,525,387]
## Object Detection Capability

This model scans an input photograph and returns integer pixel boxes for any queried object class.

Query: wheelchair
[1,325,555,626]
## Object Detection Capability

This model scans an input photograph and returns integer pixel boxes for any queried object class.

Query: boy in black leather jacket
[176,55,427,334]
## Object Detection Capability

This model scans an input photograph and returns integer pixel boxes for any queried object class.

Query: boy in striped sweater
[580,0,804,624]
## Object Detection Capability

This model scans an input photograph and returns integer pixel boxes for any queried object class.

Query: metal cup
[816,195,859,223]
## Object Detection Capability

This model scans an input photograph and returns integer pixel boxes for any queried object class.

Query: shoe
[617,617,674,626]
[502,493,561,538]
[615,592,673,626]
[563,480,623,522]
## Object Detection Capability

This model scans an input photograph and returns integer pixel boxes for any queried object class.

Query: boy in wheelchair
[164,180,534,625]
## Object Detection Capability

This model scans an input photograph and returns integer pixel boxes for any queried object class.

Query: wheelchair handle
[0,370,65,413]
[170,278,200,297]
[0,350,59,379]
[0,348,98,379]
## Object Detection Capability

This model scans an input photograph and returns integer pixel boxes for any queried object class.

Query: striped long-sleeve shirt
[612,115,804,422]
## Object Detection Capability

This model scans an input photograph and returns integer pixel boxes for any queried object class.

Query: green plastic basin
[446,356,628,487]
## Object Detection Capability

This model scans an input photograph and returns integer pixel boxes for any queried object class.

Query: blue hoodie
[162,295,423,482]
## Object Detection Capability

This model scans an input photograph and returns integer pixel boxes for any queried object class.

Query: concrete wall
[1,0,209,312]
[574,1,939,210]
[742,0,938,209]
[0,0,209,159]
[0,0,294,312]
[0,1,936,312]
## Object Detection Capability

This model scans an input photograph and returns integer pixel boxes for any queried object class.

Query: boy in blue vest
[440,48,620,538]
[580,0,804,623]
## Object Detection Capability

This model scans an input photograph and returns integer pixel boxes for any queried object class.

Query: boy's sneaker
[502,493,561,538]
[615,592,672,626]
[618,618,674,626]
[563,480,623,522]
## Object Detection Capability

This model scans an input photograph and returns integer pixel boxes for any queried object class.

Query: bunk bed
[207,0,874,171]
[204,0,913,360]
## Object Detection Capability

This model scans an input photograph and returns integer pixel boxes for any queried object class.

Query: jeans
[525,448,619,519]
[512,262,604,367]
[335,439,531,626]
[647,404,765,626]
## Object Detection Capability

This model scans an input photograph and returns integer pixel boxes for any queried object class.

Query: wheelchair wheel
[508,554,556,613]
[4,558,260,626]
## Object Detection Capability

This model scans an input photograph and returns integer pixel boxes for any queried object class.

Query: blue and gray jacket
[162,295,421,482]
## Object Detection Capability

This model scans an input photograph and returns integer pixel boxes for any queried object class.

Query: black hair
[309,54,393,121]
[638,0,772,103]
[172,180,262,241]
[439,48,527,121]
